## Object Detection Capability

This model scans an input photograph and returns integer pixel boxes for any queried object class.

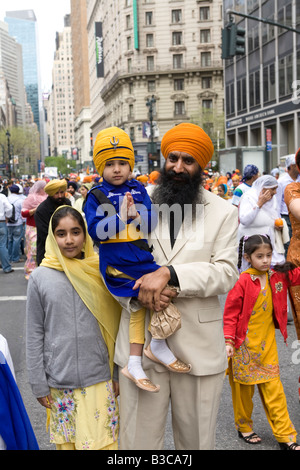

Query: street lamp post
[6,130,11,180]
[146,95,156,173]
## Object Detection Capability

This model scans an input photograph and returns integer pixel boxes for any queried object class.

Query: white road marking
[0,296,27,301]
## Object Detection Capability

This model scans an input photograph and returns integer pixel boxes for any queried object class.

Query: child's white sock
[150,338,176,365]
[128,355,148,380]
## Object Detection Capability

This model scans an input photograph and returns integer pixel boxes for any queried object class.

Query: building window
[174,78,184,90]
[202,77,212,89]
[130,126,135,141]
[279,54,293,98]
[127,58,132,73]
[127,36,132,50]
[297,50,300,82]
[226,83,235,116]
[237,77,247,112]
[173,54,183,69]
[146,33,154,47]
[148,80,156,92]
[147,55,154,71]
[129,104,134,118]
[126,15,131,29]
[200,6,210,20]
[202,99,213,109]
[172,9,182,23]
[297,1,300,29]
[175,101,185,115]
[262,64,275,104]
[125,0,131,6]
[249,70,261,107]
[200,29,211,44]
[201,52,211,67]
[172,31,183,45]
[145,11,153,25]
[129,82,134,94]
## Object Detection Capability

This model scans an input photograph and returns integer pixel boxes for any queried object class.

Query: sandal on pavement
[279,442,300,450]
[121,365,160,393]
[144,345,192,373]
[238,431,261,444]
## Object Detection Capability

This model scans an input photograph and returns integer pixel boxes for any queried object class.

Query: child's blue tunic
[84,179,160,297]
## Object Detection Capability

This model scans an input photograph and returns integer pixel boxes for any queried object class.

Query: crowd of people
[1,124,300,450]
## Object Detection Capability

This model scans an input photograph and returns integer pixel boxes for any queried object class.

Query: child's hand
[120,192,138,221]
[226,344,234,358]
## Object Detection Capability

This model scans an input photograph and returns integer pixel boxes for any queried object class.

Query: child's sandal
[238,431,261,444]
[144,345,192,373]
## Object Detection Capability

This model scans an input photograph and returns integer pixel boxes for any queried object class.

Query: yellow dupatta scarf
[40,206,122,377]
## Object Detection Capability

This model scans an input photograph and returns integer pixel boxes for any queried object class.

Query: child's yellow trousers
[228,364,297,443]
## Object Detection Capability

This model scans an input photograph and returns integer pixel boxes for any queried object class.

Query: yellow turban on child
[93,127,135,176]
[161,123,214,169]
[45,179,67,197]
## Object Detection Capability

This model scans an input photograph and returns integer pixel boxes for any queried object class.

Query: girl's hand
[37,394,54,409]
[113,380,120,398]
[226,344,234,358]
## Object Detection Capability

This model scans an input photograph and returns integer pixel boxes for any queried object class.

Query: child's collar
[244,268,275,282]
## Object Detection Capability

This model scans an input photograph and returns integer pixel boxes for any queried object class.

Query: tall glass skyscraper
[5,10,42,132]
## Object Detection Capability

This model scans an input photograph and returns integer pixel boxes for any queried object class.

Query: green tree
[0,126,40,176]
[44,156,77,176]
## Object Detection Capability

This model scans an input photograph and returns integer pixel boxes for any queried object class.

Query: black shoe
[4,269,14,274]
[279,442,300,450]
[238,431,261,444]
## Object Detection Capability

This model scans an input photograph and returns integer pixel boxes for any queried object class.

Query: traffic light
[222,22,246,59]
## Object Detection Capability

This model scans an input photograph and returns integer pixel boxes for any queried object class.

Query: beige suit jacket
[114,188,239,376]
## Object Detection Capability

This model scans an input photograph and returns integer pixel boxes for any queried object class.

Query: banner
[95,22,104,78]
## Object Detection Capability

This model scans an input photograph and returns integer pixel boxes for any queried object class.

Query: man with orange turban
[115,122,239,450]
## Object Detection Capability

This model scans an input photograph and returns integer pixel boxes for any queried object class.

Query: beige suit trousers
[119,367,225,450]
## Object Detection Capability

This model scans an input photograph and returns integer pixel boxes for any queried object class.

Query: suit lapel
[152,201,208,263]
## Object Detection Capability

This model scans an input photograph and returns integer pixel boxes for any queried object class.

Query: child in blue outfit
[84,127,191,392]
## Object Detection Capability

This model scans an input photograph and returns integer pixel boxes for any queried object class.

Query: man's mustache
[165,170,191,183]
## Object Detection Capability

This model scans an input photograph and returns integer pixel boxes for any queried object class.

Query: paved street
[1,266,300,451]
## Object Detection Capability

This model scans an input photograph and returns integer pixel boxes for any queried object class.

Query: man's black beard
[152,165,204,209]
[51,197,67,207]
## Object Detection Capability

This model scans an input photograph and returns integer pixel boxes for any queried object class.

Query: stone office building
[86,0,224,174]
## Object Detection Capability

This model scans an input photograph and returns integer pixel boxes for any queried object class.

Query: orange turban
[137,175,149,183]
[161,123,214,169]
[93,127,135,176]
[149,171,160,184]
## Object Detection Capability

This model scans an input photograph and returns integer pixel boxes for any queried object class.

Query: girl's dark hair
[51,206,86,237]
[238,234,297,273]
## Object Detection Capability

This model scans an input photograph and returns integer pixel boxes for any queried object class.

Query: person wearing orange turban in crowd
[148,171,161,185]
[114,122,239,450]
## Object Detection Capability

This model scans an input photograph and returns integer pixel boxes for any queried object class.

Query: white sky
[0,0,71,92]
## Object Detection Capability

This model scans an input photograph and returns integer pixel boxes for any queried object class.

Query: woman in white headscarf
[238,175,289,270]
